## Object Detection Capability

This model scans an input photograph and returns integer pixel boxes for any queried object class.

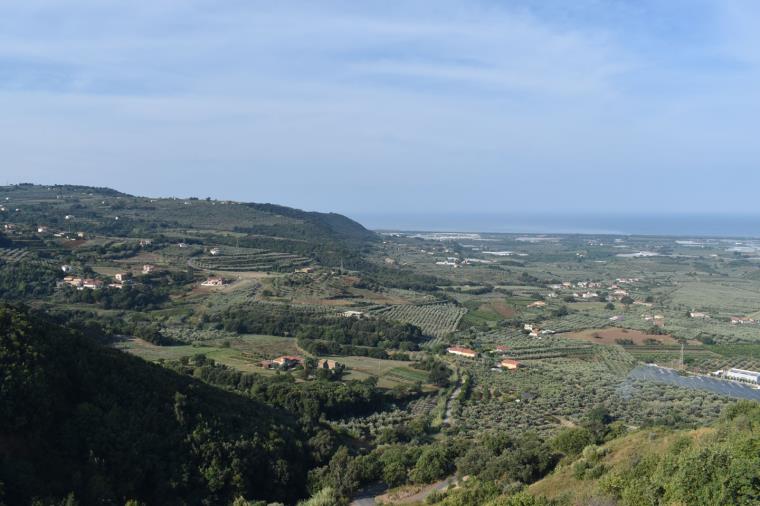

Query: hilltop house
[447,346,477,358]
[499,358,521,370]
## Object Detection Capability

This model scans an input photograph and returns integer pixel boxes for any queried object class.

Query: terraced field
[370,302,467,339]
[188,247,310,272]
[0,247,29,263]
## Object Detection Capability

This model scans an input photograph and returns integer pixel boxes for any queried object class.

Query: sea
[353,213,760,238]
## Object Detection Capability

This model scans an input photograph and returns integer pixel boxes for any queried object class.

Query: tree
[410,445,453,484]
[551,427,595,458]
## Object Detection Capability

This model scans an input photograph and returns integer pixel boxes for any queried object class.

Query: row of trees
[211,304,426,349]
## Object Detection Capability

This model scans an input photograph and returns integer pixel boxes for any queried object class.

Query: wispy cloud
[1,1,759,213]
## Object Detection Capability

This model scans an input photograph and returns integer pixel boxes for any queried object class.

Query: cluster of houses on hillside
[259,356,340,372]
[61,270,137,290]
[544,278,645,304]
[3,222,89,240]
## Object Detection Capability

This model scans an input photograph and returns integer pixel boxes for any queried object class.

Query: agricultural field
[114,333,304,373]
[369,302,467,339]
[323,355,432,389]
[0,247,30,263]
[188,247,310,272]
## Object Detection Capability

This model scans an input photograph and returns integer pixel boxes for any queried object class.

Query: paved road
[352,477,458,505]
[443,383,462,426]
[351,483,388,506]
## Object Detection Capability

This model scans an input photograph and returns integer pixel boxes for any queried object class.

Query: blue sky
[2,0,760,216]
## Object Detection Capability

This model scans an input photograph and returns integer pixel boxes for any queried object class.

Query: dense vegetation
[0,304,310,505]
[0,261,61,299]
[211,304,426,350]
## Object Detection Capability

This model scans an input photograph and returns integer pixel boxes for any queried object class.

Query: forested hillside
[0,304,309,505]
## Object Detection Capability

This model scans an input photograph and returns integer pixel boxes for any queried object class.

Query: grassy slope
[528,427,713,503]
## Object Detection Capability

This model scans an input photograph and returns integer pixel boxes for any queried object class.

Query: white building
[447,346,477,358]
[725,368,760,384]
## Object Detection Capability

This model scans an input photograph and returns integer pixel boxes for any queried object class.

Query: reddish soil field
[562,328,683,346]
[486,301,516,318]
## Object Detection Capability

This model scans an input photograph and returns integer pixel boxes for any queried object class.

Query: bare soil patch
[562,328,682,346]
[485,301,515,318]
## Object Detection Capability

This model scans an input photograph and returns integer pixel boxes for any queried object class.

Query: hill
[0,303,310,505]
[525,402,760,506]
[0,183,375,268]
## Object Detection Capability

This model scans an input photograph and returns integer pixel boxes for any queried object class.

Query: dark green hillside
[0,183,375,268]
[0,304,309,505]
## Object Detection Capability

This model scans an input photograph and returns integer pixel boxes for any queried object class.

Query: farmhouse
[318,359,338,370]
[37,226,48,233]
[499,359,521,370]
[725,368,760,384]
[272,356,302,369]
[609,315,625,322]
[142,264,156,274]
[114,273,128,282]
[731,316,755,325]
[139,239,152,247]
[690,311,709,319]
[527,301,546,308]
[201,277,226,287]
[209,248,221,256]
[341,310,364,318]
[447,346,477,358]
[61,265,73,273]
[63,276,83,288]
[494,345,511,353]
[82,279,103,290]
[296,266,315,273]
